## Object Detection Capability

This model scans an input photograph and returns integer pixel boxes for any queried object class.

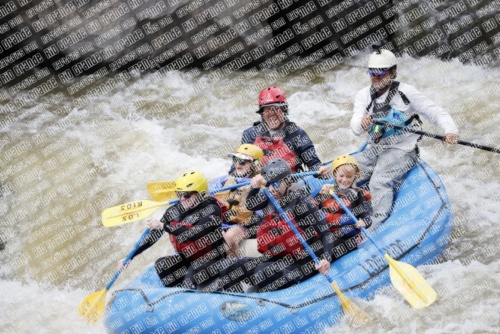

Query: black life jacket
[169,198,227,259]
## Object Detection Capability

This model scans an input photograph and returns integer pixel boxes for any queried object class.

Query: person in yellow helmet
[317,155,373,257]
[210,144,264,257]
[119,170,227,291]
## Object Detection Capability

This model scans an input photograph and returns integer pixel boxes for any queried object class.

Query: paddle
[373,120,500,154]
[329,190,437,309]
[261,185,371,327]
[102,199,178,227]
[147,172,319,201]
[147,181,252,201]
[104,183,252,227]
[290,171,319,177]
[147,181,176,201]
[78,228,151,323]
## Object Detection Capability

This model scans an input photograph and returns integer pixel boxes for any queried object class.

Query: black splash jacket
[132,197,225,260]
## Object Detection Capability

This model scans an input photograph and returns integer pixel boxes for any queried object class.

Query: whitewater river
[0,54,499,333]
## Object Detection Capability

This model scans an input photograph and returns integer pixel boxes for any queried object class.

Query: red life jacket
[254,136,299,172]
[257,211,316,257]
[169,198,227,259]
[322,188,372,233]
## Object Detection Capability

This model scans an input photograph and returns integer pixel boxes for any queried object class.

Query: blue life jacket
[366,81,422,143]
[369,107,413,141]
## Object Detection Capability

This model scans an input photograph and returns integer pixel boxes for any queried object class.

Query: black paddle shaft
[373,120,500,154]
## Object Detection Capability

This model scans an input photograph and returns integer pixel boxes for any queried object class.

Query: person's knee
[369,175,394,192]
[159,275,176,287]
[155,255,182,270]
[234,228,249,243]
[224,228,247,247]
[223,232,237,248]
[155,257,167,269]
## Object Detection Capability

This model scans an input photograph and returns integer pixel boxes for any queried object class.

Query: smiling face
[333,165,357,189]
[262,106,286,130]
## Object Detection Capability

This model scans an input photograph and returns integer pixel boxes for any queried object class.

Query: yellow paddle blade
[384,254,437,309]
[78,289,108,323]
[102,199,170,227]
[331,282,372,328]
[147,181,177,201]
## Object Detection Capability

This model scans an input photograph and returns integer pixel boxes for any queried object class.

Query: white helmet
[368,49,397,69]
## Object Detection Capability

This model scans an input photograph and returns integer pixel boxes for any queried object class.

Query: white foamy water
[0,55,499,333]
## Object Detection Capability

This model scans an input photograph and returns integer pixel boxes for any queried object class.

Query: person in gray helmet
[350,46,459,229]
[223,158,338,292]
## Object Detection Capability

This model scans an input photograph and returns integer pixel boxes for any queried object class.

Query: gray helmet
[261,158,292,185]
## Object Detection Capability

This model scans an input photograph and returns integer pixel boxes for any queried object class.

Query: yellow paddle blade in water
[147,181,177,202]
[102,199,170,227]
[78,289,108,323]
[331,282,372,328]
[384,254,437,309]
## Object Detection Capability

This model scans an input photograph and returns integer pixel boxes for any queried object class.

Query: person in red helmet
[241,86,322,172]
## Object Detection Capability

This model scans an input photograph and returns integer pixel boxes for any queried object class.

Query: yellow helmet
[331,155,360,177]
[229,144,264,161]
[175,170,208,193]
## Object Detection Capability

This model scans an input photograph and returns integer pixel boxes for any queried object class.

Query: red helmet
[257,86,288,113]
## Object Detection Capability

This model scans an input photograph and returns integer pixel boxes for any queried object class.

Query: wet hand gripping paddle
[78,228,150,323]
[261,185,371,328]
[329,189,437,309]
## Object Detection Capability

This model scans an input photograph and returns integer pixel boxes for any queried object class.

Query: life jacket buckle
[372,125,386,144]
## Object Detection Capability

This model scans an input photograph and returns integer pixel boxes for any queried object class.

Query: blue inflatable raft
[104,159,452,333]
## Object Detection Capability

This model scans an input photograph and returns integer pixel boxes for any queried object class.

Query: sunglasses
[175,191,196,199]
[233,157,251,165]
[367,68,391,78]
